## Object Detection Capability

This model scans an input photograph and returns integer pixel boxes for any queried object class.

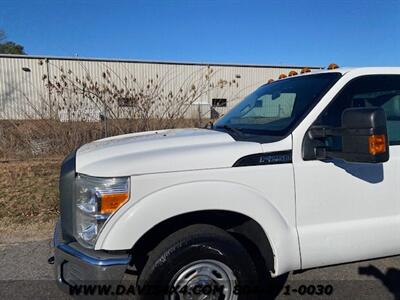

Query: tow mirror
[304,107,389,163]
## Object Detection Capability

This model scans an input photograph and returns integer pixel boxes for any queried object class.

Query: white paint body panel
[77,128,262,177]
[96,154,300,275]
[292,68,400,269]
[72,67,400,276]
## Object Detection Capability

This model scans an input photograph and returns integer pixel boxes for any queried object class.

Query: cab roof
[307,67,400,76]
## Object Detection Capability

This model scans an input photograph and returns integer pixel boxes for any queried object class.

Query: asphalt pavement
[0,239,399,299]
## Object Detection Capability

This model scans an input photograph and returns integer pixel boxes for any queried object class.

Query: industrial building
[0,55,319,121]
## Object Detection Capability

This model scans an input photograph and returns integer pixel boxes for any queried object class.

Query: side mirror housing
[303,107,389,163]
[341,107,389,162]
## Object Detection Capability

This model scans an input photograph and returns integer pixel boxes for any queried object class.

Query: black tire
[136,224,259,300]
[232,233,288,299]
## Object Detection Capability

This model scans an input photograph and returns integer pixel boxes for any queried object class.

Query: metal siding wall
[0,56,307,120]
[49,59,107,121]
[0,57,48,119]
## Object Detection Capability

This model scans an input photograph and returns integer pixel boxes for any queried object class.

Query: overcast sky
[0,0,399,67]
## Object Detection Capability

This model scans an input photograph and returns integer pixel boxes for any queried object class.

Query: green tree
[0,30,26,55]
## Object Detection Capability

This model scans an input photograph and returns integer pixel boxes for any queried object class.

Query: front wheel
[136,224,259,300]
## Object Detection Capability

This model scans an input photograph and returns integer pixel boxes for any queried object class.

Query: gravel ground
[0,239,400,299]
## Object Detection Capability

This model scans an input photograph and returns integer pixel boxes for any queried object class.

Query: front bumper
[53,221,131,294]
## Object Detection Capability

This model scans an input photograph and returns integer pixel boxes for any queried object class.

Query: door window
[315,75,400,147]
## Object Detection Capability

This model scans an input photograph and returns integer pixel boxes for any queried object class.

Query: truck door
[293,74,400,269]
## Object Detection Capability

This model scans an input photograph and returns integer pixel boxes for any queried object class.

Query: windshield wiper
[216,125,243,135]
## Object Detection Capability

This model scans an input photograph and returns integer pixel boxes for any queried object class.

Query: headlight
[74,174,130,248]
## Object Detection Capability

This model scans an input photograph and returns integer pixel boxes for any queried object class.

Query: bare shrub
[0,62,241,159]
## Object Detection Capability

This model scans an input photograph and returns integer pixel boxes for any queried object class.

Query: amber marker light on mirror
[368,135,387,155]
[100,192,129,214]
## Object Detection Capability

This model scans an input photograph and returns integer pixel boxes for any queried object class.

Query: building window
[212,98,227,107]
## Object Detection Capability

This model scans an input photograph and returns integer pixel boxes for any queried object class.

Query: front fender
[95,181,300,276]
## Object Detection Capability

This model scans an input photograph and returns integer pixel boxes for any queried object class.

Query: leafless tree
[0,61,241,159]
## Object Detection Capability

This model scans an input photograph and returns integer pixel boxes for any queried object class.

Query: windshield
[214,73,341,137]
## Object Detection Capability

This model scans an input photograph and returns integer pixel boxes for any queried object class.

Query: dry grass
[0,119,209,242]
[0,118,207,160]
[0,159,61,239]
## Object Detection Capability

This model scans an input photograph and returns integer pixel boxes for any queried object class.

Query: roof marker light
[300,67,311,74]
[278,74,287,79]
[288,70,298,76]
[327,63,339,70]
[267,79,274,84]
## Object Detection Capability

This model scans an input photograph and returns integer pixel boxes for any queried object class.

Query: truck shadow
[330,159,384,183]
[359,265,400,299]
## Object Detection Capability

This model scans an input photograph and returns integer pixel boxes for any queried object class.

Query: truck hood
[76,128,263,177]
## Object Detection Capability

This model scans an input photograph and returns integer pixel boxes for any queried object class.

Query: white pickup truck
[53,67,400,299]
